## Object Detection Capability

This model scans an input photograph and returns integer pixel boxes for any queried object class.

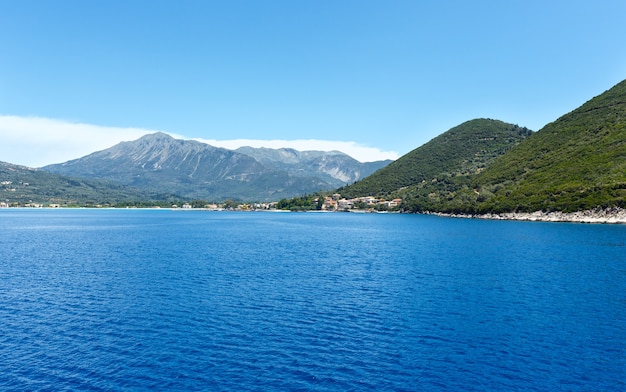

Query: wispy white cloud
[0,115,151,167]
[0,115,399,167]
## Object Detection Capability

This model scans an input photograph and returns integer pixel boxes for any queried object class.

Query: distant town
[0,193,402,212]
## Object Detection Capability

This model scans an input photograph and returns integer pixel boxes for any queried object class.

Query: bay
[0,209,624,391]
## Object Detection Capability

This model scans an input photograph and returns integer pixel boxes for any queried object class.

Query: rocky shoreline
[430,207,626,224]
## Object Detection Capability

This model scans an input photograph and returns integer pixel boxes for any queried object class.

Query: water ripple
[0,210,624,391]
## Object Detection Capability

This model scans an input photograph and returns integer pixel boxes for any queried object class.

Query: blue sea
[0,209,624,391]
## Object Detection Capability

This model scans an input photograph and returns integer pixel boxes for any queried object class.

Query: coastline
[3,205,626,224]
[429,207,626,224]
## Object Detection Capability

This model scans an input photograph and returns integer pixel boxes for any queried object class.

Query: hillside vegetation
[338,78,626,214]
[470,79,626,213]
[0,161,175,206]
[337,119,532,210]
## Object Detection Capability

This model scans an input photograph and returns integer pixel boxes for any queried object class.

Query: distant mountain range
[40,133,391,202]
[3,77,625,212]
[235,146,389,185]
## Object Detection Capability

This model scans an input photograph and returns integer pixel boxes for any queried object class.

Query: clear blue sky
[1,0,626,166]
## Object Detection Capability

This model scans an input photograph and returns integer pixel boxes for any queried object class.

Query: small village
[303,194,403,212]
[0,192,403,212]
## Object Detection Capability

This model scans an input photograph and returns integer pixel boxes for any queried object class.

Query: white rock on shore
[431,207,626,224]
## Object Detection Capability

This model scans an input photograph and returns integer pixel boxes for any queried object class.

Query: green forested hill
[0,161,176,206]
[335,79,626,214]
[337,119,532,207]
[470,79,626,213]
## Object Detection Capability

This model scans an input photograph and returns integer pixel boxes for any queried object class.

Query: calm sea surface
[0,209,624,391]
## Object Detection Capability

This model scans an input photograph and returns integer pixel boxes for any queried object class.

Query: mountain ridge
[235,146,390,185]
[42,133,391,201]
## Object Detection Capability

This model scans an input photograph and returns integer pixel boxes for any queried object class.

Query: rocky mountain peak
[41,133,392,201]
